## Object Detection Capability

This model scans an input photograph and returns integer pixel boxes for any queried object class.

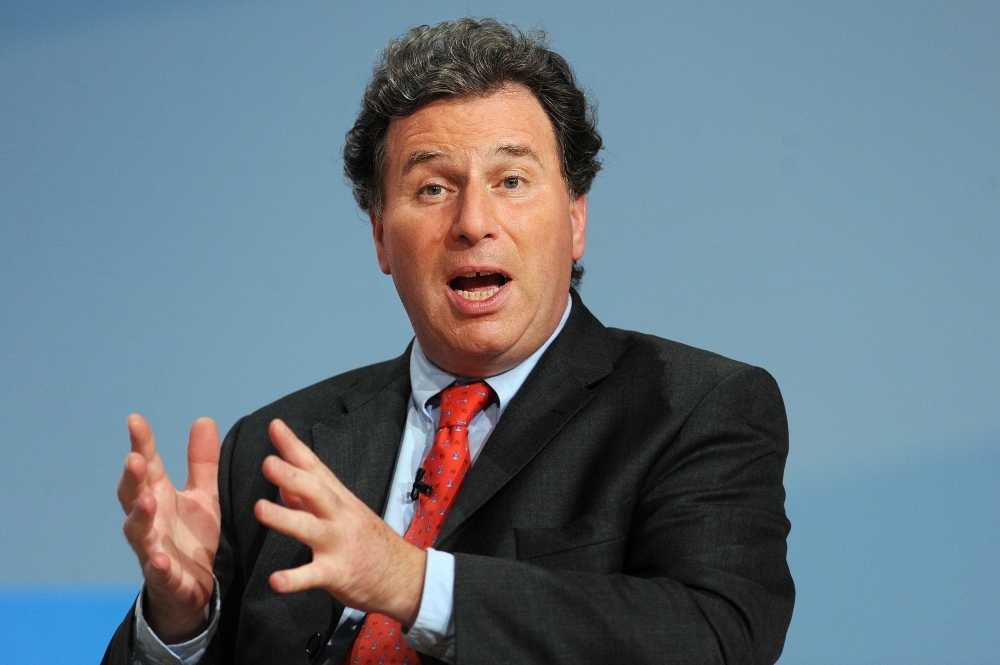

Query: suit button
[306,633,322,657]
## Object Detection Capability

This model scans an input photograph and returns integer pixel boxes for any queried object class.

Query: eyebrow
[495,143,542,165]
[402,150,446,177]
[399,143,543,178]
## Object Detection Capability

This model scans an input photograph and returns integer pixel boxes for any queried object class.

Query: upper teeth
[464,272,483,277]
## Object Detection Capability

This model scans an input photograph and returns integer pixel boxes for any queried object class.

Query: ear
[569,194,587,262]
[370,210,391,275]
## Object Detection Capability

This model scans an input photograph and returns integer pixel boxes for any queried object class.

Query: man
[104,18,794,665]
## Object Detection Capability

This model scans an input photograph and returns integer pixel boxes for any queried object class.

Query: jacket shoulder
[606,327,748,375]
[603,327,780,400]
[234,351,409,435]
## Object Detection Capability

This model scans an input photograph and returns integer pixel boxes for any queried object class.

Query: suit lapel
[310,355,412,516]
[436,292,614,548]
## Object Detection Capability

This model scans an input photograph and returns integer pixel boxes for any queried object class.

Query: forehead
[384,85,560,169]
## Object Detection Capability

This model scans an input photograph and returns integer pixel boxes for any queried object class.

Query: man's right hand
[118,414,221,644]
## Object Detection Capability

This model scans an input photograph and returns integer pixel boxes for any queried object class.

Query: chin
[449,329,511,359]
[428,329,517,376]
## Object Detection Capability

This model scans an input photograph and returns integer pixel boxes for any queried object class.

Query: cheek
[383,226,420,274]
[387,216,446,270]
[525,218,573,273]
[385,233,441,303]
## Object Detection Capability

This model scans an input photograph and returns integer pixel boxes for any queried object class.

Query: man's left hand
[254,419,426,626]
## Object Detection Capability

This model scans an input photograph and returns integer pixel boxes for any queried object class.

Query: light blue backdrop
[1,2,997,663]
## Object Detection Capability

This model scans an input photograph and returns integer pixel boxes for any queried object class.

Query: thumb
[185,417,220,496]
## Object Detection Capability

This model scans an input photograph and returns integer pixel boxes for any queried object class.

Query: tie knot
[438,381,492,430]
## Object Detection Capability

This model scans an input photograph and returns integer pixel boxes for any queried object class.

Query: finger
[122,491,157,556]
[117,451,147,512]
[127,414,157,458]
[254,498,324,549]
[184,417,220,496]
[142,547,184,596]
[262,455,336,518]
[269,561,333,595]
[127,414,168,485]
[268,420,333,479]
[144,550,175,589]
[123,498,193,594]
[124,498,203,599]
[279,486,307,511]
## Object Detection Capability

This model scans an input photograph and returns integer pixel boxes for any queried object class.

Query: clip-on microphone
[410,467,432,501]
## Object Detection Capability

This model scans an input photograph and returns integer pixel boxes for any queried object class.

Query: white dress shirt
[133,299,572,665]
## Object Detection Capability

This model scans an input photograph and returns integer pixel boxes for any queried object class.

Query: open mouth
[448,271,509,301]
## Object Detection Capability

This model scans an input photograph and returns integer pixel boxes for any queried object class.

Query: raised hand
[254,419,426,626]
[118,414,221,643]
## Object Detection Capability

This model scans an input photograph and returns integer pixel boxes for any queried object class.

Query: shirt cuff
[404,548,456,663]
[133,578,221,665]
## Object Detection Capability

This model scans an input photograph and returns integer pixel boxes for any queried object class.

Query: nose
[450,183,499,246]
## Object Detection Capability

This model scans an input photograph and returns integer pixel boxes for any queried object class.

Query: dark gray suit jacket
[104,291,794,664]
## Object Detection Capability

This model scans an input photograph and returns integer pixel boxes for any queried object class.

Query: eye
[423,184,445,196]
[502,177,521,190]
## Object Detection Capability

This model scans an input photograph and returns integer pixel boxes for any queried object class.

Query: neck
[417,293,572,378]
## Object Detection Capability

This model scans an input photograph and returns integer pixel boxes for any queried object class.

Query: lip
[445,265,511,283]
[445,265,512,316]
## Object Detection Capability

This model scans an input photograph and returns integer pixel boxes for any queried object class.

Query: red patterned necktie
[343,381,493,665]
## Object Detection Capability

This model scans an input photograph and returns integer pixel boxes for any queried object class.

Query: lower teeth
[457,286,500,300]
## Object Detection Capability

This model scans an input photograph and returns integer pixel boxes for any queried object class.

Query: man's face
[373,85,587,378]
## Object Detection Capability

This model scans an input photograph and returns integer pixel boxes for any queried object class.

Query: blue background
[1,1,997,663]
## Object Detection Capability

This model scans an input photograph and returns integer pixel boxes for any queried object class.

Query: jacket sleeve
[198,416,246,665]
[100,602,138,665]
[451,366,795,665]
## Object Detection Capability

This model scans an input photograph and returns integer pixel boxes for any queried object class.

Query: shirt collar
[409,296,573,417]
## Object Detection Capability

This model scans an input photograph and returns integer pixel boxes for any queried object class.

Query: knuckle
[314,520,333,544]
[258,501,276,524]
[315,560,333,583]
